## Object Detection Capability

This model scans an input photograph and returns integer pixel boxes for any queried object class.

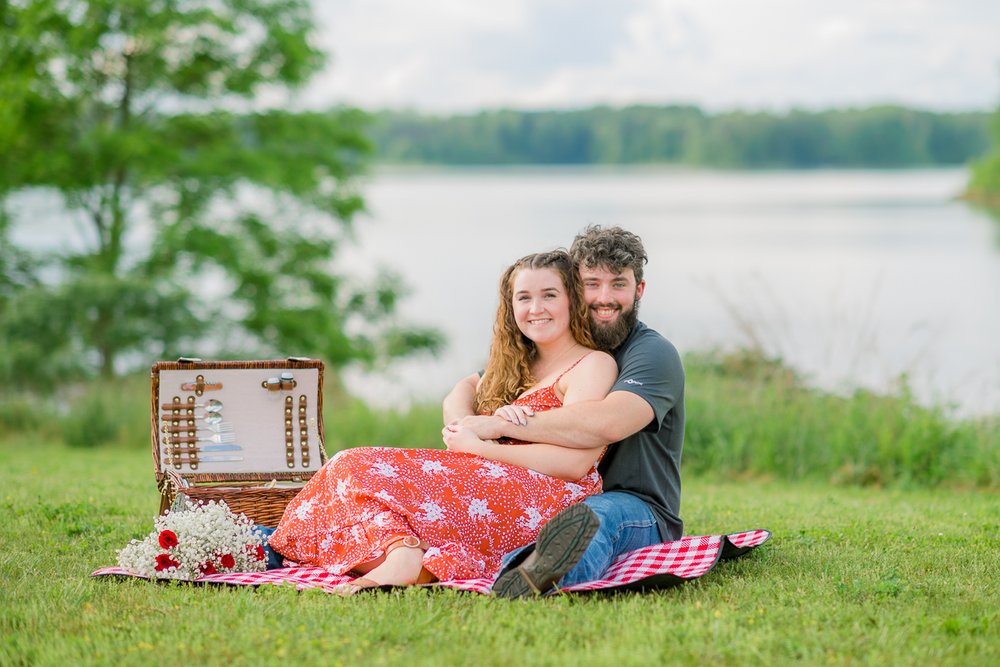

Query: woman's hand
[441,423,487,456]
[493,404,535,426]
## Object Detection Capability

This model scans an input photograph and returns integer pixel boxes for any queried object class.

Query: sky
[302,0,1000,114]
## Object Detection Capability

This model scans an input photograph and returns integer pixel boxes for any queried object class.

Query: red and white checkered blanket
[92,529,770,595]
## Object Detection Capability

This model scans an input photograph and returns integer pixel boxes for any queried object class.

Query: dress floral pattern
[268,356,603,581]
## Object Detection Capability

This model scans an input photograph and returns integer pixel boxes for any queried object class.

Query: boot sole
[493,503,599,598]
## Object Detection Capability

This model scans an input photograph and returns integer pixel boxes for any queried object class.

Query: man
[442,225,685,597]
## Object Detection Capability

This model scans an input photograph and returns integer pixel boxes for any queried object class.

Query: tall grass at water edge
[0,349,996,489]
[682,350,999,488]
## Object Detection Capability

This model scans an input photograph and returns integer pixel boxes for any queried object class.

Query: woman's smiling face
[511,267,571,345]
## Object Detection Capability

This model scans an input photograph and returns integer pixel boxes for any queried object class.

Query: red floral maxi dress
[267,356,603,581]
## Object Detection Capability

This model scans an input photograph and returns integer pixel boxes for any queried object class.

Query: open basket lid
[150,358,327,485]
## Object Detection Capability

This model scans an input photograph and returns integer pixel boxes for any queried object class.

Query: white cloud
[302,0,1000,112]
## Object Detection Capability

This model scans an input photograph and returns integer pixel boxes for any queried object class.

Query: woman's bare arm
[442,426,604,481]
[441,351,618,479]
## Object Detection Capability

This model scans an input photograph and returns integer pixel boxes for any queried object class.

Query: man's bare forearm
[461,391,653,448]
[495,401,613,448]
[442,373,479,425]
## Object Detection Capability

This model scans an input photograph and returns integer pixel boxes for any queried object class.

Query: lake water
[10,166,1000,416]
[337,167,1000,417]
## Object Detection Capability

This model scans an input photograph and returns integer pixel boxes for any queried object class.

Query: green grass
[2,439,998,666]
[683,350,1000,488]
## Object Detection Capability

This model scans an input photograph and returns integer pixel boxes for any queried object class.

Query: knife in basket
[169,434,236,445]
[166,445,243,453]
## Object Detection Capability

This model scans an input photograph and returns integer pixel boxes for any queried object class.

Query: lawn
[1,437,997,666]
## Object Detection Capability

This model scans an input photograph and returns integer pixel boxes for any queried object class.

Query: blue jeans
[499,491,660,587]
[253,525,285,570]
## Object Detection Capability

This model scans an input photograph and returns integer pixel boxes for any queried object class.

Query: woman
[267,250,617,591]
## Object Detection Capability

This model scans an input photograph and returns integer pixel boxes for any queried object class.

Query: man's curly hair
[569,225,648,283]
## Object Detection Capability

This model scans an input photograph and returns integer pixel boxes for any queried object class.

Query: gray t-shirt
[597,321,685,541]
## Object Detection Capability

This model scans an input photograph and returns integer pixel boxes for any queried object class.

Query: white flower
[563,483,585,501]
[419,502,446,523]
[320,533,338,552]
[467,498,493,519]
[336,479,350,499]
[325,562,350,574]
[480,462,507,478]
[294,499,315,521]
[421,460,446,474]
[519,507,543,530]
[373,511,393,527]
[371,462,399,478]
[375,490,394,503]
[116,500,266,580]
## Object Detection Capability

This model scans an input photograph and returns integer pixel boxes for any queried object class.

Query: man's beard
[589,298,639,352]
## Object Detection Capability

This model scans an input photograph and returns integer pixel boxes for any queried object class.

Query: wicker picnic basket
[151,358,327,527]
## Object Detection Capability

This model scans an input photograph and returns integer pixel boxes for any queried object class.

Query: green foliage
[322,396,444,454]
[370,105,992,167]
[56,374,150,448]
[60,392,120,448]
[966,100,1000,206]
[5,349,996,489]
[0,0,442,390]
[683,350,1000,488]
[0,397,46,436]
[1,442,998,665]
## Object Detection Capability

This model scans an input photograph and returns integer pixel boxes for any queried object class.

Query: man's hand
[493,404,535,426]
[456,414,511,440]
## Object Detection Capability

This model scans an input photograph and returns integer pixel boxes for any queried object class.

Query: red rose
[158,530,179,549]
[220,553,236,569]
[199,561,218,575]
[254,545,266,561]
[155,554,180,571]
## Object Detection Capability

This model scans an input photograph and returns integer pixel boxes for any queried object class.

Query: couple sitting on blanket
[266,225,685,596]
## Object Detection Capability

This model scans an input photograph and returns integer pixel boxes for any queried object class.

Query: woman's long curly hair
[475,250,595,414]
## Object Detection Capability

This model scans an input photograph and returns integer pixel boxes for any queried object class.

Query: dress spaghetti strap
[553,351,595,385]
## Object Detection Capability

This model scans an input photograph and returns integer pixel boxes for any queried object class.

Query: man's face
[579,265,645,351]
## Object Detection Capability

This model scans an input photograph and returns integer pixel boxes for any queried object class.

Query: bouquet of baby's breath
[117,499,267,580]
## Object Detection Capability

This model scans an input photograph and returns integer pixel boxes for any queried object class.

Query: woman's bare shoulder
[558,349,618,401]
[575,349,617,376]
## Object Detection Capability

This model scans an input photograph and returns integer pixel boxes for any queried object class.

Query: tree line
[3,1,998,397]
[369,105,993,168]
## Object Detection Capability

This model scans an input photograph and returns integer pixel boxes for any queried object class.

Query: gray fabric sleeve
[609,334,684,433]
